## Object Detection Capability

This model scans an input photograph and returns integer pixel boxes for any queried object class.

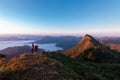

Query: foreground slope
[0,53,81,80]
[45,52,120,80]
[0,52,120,80]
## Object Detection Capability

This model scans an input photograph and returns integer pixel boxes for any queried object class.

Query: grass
[0,52,120,80]
[45,52,120,80]
[0,69,29,80]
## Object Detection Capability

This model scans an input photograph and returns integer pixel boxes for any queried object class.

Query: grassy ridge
[0,53,81,80]
[0,52,120,80]
[45,52,120,80]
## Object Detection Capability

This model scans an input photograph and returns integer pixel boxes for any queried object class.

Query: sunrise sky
[0,0,120,36]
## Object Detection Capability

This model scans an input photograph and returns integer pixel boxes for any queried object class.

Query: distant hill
[64,34,120,62]
[0,35,43,41]
[0,46,42,59]
[99,37,120,44]
[34,36,82,50]
[99,37,120,53]
[107,44,120,52]
[0,36,32,41]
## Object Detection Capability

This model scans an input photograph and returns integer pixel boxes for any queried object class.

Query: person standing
[35,44,38,52]
[31,43,35,53]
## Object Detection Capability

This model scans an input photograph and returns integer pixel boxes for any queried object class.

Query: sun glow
[0,19,44,35]
[0,18,120,36]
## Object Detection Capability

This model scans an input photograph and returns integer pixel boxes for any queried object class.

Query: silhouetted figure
[31,43,35,53]
[35,45,38,52]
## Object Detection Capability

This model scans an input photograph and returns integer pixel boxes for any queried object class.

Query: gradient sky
[0,0,120,36]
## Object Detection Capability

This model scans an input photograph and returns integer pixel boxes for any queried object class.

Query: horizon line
[0,33,120,37]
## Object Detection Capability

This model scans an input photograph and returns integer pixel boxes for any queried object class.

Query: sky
[0,0,120,36]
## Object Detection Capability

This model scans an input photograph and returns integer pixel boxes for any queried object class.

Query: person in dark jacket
[35,44,39,52]
[31,43,35,53]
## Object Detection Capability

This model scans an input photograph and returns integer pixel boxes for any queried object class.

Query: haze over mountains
[0,35,43,41]
[99,37,120,44]
[99,37,120,53]
[34,36,82,50]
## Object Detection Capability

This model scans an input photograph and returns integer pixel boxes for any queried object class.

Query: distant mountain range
[1,35,120,52]
[0,35,43,41]
[107,44,120,52]
[98,37,120,52]
[1,35,120,62]
[34,36,82,50]
[99,36,120,44]
[33,36,120,51]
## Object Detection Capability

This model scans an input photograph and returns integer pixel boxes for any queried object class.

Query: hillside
[99,37,120,44]
[107,44,120,52]
[99,36,120,53]
[64,34,120,62]
[0,53,81,80]
[34,36,82,50]
[0,52,120,80]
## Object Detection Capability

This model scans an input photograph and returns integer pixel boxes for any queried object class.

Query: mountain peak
[81,34,95,41]
[83,34,96,41]
[64,34,116,62]
[79,34,100,48]
[80,34,92,42]
[85,34,92,37]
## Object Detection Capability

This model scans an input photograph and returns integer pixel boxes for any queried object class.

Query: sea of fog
[0,40,63,51]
